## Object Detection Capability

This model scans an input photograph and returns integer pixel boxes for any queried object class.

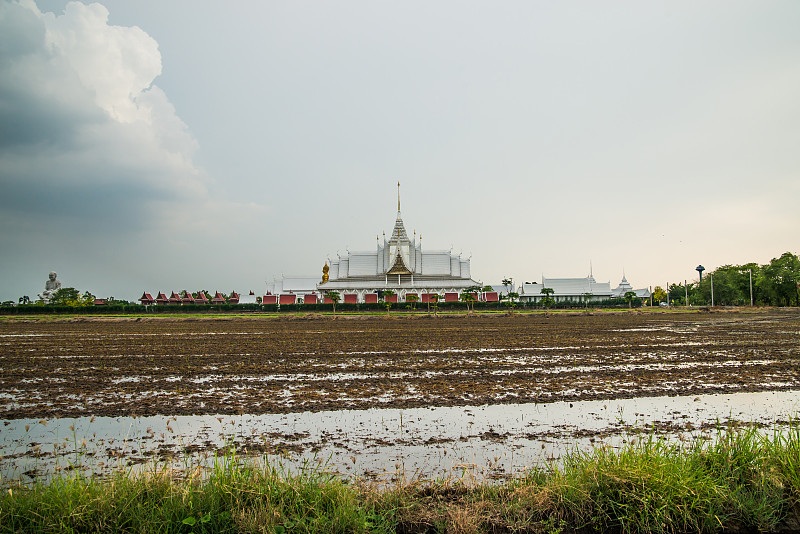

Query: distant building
[268,186,481,303]
[264,277,319,300]
[520,273,650,304]
[520,275,612,304]
[611,275,651,300]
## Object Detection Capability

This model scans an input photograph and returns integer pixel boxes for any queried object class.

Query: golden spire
[397,181,401,211]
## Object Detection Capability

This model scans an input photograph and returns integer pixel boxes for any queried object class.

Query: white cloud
[40,1,162,123]
[0,0,219,221]
[0,0,264,300]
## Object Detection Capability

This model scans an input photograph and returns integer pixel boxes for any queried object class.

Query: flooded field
[1,309,799,483]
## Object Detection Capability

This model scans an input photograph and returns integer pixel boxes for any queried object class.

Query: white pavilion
[611,274,651,300]
[266,187,480,304]
[519,272,650,304]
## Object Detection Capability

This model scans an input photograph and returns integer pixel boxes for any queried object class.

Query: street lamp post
[710,273,715,307]
[749,269,753,306]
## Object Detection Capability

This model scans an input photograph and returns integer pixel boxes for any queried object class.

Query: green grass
[3,425,800,533]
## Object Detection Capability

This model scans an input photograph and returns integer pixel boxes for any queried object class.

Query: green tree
[324,290,340,317]
[652,286,667,305]
[49,287,80,306]
[505,291,519,311]
[624,290,637,309]
[429,293,440,315]
[668,283,688,306]
[460,285,481,312]
[737,263,760,305]
[382,290,396,315]
[706,266,743,305]
[693,264,761,306]
[405,293,418,311]
[760,252,800,306]
[501,278,514,300]
[18,295,31,305]
[539,287,555,309]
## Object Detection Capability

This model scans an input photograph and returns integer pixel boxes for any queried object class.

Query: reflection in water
[3,390,799,486]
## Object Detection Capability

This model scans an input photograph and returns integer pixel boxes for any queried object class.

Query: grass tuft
[3,423,800,533]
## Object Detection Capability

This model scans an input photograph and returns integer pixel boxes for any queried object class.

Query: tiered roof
[136,290,249,304]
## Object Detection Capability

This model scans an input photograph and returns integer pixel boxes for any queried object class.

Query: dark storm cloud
[0,0,205,231]
[0,3,102,149]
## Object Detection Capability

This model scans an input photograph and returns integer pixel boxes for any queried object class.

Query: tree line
[653,251,800,307]
[6,252,798,309]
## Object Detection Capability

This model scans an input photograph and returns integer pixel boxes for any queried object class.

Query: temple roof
[520,277,612,297]
[389,211,409,243]
[386,252,411,274]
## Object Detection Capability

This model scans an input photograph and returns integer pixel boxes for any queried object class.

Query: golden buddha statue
[321,262,330,283]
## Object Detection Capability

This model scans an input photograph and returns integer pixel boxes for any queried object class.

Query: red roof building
[139,292,155,305]
[195,292,209,304]
[155,292,169,305]
[169,291,182,305]
[228,291,240,304]
[211,291,227,304]
[182,291,195,304]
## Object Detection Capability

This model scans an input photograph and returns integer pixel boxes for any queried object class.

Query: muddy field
[1,309,798,420]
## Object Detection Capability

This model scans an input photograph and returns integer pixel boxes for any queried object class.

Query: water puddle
[3,390,799,485]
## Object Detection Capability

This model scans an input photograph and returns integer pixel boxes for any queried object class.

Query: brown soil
[1,309,798,419]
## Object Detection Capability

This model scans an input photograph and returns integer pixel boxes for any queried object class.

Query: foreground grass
[3,425,800,533]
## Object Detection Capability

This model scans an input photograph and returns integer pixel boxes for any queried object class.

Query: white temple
[266,185,480,304]
[611,274,651,300]
[519,272,650,304]
[519,274,612,303]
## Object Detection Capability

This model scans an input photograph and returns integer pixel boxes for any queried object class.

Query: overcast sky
[1,0,798,301]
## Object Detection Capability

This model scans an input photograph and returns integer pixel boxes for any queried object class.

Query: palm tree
[501,277,513,299]
[624,290,637,309]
